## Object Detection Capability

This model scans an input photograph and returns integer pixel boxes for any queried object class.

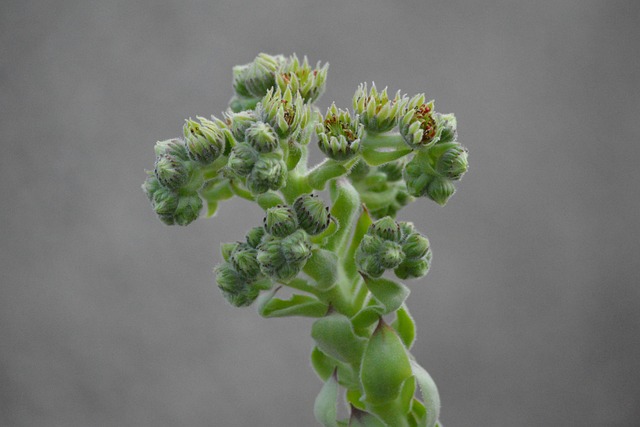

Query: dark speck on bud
[264,205,299,237]
[370,216,402,242]
[293,194,331,235]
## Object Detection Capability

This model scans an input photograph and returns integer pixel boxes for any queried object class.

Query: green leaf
[206,200,219,218]
[326,179,361,254]
[362,147,412,166]
[363,276,410,315]
[311,347,336,382]
[344,207,374,280]
[348,406,387,427]
[351,306,383,332]
[308,159,349,190]
[256,191,285,210]
[391,305,416,349]
[314,370,340,427]
[312,312,367,365]
[410,360,441,427]
[360,320,412,404]
[303,248,339,291]
[257,290,328,318]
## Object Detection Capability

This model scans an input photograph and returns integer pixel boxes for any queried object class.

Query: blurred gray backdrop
[1,0,639,426]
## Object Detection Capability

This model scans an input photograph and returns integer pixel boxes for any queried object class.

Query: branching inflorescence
[142,53,468,427]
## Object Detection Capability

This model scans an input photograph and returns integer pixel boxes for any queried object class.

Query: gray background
[1,0,639,426]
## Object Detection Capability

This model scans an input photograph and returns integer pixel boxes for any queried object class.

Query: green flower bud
[142,174,162,202]
[427,176,456,206]
[152,186,179,217]
[215,263,260,307]
[354,235,386,278]
[154,153,188,190]
[403,155,435,198]
[293,194,331,235]
[276,54,329,103]
[225,109,259,142]
[264,205,299,237]
[402,233,430,259]
[245,121,279,153]
[229,243,262,279]
[348,159,370,182]
[154,138,189,160]
[259,87,310,138]
[378,240,405,269]
[246,154,287,194]
[220,242,239,262]
[353,82,405,134]
[437,113,457,144]
[400,95,443,149]
[257,230,312,281]
[370,216,402,242]
[394,256,431,280]
[435,144,469,180]
[173,193,202,226]
[245,226,266,248]
[398,221,417,239]
[233,53,285,98]
[377,160,404,182]
[183,116,229,164]
[228,143,259,177]
[316,103,363,161]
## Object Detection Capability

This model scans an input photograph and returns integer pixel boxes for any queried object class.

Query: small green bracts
[142,53,469,427]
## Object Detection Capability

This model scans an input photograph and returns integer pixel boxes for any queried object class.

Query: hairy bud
[245,226,266,248]
[394,221,432,279]
[229,243,262,279]
[233,53,285,98]
[228,143,259,177]
[435,144,469,180]
[370,216,402,242]
[215,263,260,307]
[173,193,203,226]
[276,54,329,103]
[183,116,229,164]
[259,87,310,138]
[245,121,279,153]
[226,109,259,142]
[264,205,299,237]
[316,104,363,161]
[400,95,444,149]
[353,83,405,134]
[257,230,312,281]
[246,154,287,194]
[426,176,456,206]
[293,194,331,235]
[154,138,189,160]
[154,153,188,190]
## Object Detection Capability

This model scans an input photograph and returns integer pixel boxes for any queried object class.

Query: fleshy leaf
[314,370,340,427]
[312,312,367,365]
[410,360,441,427]
[363,275,410,314]
[258,290,328,318]
[391,304,416,349]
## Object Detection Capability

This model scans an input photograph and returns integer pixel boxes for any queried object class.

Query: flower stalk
[141,53,468,427]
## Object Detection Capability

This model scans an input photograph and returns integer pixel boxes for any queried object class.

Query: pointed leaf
[410,360,441,427]
[258,291,328,318]
[311,347,336,382]
[312,312,367,365]
[391,305,416,349]
[363,276,410,315]
[314,370,340,427]
[348,406,387,427]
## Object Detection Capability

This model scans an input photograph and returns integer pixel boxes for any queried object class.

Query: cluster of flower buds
[226,117,288,195]
[398,95,469,205]
[355,217,431,279]
[257,87,311,139]
[352,82,405,134]
[230,53,328,111]
[316,103,363,161]
[142,138,203,225]
[215,194,331,304]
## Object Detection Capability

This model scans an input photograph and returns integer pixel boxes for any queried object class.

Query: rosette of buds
[316,103,363,161]
[353,82,406,134]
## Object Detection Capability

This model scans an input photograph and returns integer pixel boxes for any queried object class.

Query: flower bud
[293,194,331,235]
[154,153,188,190]
[173,193,202,226]
[183,116,228,164]
[245,226,266,248]
[437,113,457,144]
[276,54,329,103]
[259,87,310,139]
[233,53,285,98]
[154,138,189,160]
[226,109,259,142]
[152,186,179,217]
[229,243,261,279]
[427,176,456,206]
[228,143,259,177]
[264,205,299,237]
[370,216,402,242]
[353,83,405,134]
[316,104,363,161]
[378,240,405,269]
[142,175,162,202]
[354,235,386,278]
[220,242,239,262]
[435,144,469,180]
[377,160,404,182]
[400,95,443,149]
[246,154,287,194]
[394,257,431,280]
[215,263,260,307]
[245,121,279,153]
[257,230,312,281]
[402,233,430,260]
